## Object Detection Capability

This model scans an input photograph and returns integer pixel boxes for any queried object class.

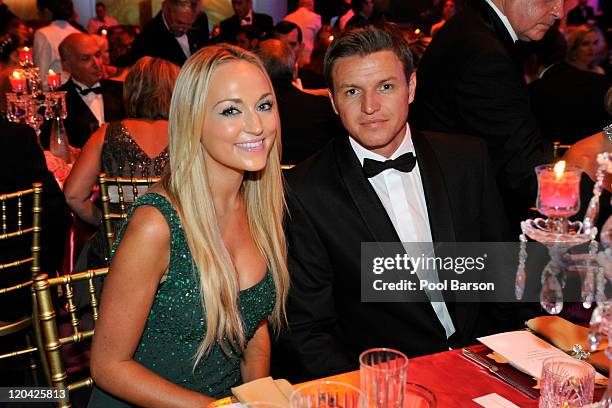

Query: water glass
[539,357,596,408]
[290,381,366,408]
[403,383,436,408]
[360,348,409,408]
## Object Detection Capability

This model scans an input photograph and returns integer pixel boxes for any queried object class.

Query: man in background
[87,2,118,34]
[132,0,208,66]
[218,0,273,44]
[284,0,321,66]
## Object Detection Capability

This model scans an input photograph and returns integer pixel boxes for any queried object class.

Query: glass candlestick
[536,161,582,234]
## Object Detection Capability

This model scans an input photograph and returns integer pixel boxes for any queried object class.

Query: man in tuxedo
[412,0,562,230]
[131,0,208,66]
[272,23,513,383]
[567,0,595,26]
[256,39,343,164]
[218,0,273,44]
[40,33,124,149]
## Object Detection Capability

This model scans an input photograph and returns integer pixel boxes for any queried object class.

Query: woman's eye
[258,100,273,111]
[221,107,240,116]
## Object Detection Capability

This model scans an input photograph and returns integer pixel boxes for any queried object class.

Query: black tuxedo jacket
[272,130,513,382]
[529,62,612,145]
[40,78,125,149]
[272,80,344,165]
[412,0,551,228]
[0,123,71,320]
[132,11,209,66]
[567,5,594,26]
[218,12,273,43]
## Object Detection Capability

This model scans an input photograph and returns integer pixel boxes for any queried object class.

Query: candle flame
[415,28,421,34]
[328,35,334,41]
[101,29,108,36]
[554,160,566,180]
[11,71,21,79]
[48,69,56,75]
[23,46,29,52]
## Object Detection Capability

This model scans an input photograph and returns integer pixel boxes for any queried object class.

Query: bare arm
[240,320,271,383]
[63,126,105,225]
[90,205,214,407]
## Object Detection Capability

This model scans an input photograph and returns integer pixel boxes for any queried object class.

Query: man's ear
[408,71,417,105]
[328,89,339,115]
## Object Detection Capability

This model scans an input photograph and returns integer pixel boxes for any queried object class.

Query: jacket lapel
[65,79,97,125]
[333,135,400,244]
[412,130,456,243]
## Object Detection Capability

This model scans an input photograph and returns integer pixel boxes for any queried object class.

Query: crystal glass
[290,381,366,408]
[403,383,436,408]
[539,357,595,408]
[360,348,409,408]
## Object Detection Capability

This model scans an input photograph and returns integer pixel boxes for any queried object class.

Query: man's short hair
[324,23,414,93]
[45,0,74,21]
[95,2,105,8]
[237,24,261,41]
[164,0,198,11]
[255,39,296,81]
[273,21,302,45]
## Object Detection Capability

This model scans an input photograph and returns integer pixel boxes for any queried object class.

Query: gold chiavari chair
[97,173,159,254]
[33,268,108,408]
[553,141,572,161]
[0,183,49,383]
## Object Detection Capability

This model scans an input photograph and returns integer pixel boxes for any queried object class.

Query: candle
[9,71,26,93]
[536,161,581,217]
[18,47,32,65]
[100,28,108,37]
[47,69,61,90]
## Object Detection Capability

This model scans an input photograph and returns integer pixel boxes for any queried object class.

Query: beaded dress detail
[87,121,169,269]
[88,193,276,407]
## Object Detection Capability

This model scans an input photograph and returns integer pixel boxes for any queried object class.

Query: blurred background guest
[218,0,273,44]
[108,25,137,76]
[40,33,125,149]
[299,26,333,89]
[567,0,595,26]
[284,0,322,66]
[132,0,208,67]
[33,0,80,86]
[272,21,302,65]
[346,0,375,28]
[567,24,607,75]
[256,39,342,165]
[92,33,118,78]
[87,2,118,35]
[64,56,177,269]
[235,24,261,50]
[430,0,455,36]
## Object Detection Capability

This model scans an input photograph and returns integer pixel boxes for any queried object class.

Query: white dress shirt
[483,0,518,42]
[349,126,456,339]
[162,12,191,58]
[241,10,254,26]
[33,20,80,86]
[73,79,105,126]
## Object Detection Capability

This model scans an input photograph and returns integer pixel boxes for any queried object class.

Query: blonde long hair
[163,44,289,365]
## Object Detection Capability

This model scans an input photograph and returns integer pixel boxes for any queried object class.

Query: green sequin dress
[88,193,276,407]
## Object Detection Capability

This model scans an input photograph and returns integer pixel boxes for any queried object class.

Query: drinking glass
[403,383,436,408]
[360,348,409,408]
[539,357,595,408]
[290,380,366,408]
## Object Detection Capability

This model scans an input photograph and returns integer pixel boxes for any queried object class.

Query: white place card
[473,393,520,408]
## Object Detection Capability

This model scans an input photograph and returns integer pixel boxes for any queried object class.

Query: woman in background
[64,56,177,269]
[88,44,289,407]
[567,24,606,74]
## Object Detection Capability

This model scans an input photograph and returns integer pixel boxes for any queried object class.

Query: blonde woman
[567,24,606,75]
[88,44,289,407]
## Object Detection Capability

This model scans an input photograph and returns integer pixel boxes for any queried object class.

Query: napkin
[526,315,610,373]
[231,377,294,407]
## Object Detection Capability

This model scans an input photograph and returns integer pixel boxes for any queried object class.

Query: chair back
[33,268,109,408]
[0,183,48,382]
[97,173,159,254]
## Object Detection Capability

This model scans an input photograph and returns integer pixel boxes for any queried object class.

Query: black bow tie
[79,86,102,96]
[363,152,417,178]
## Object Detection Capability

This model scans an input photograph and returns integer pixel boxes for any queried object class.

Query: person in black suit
[567,0,595,26]
[40,33,125,149]
[345,0,374,28]
[218,0,273,44]
[271,23,514,383]
[131,0,208,66]
[412,0,562,230]
[528,27,612,145]
[256,39,343,164]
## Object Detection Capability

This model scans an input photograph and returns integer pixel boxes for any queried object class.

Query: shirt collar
[72,78,101,94]
[483,0,519,42]
[349,124,414,166]
[241,9,254,23]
